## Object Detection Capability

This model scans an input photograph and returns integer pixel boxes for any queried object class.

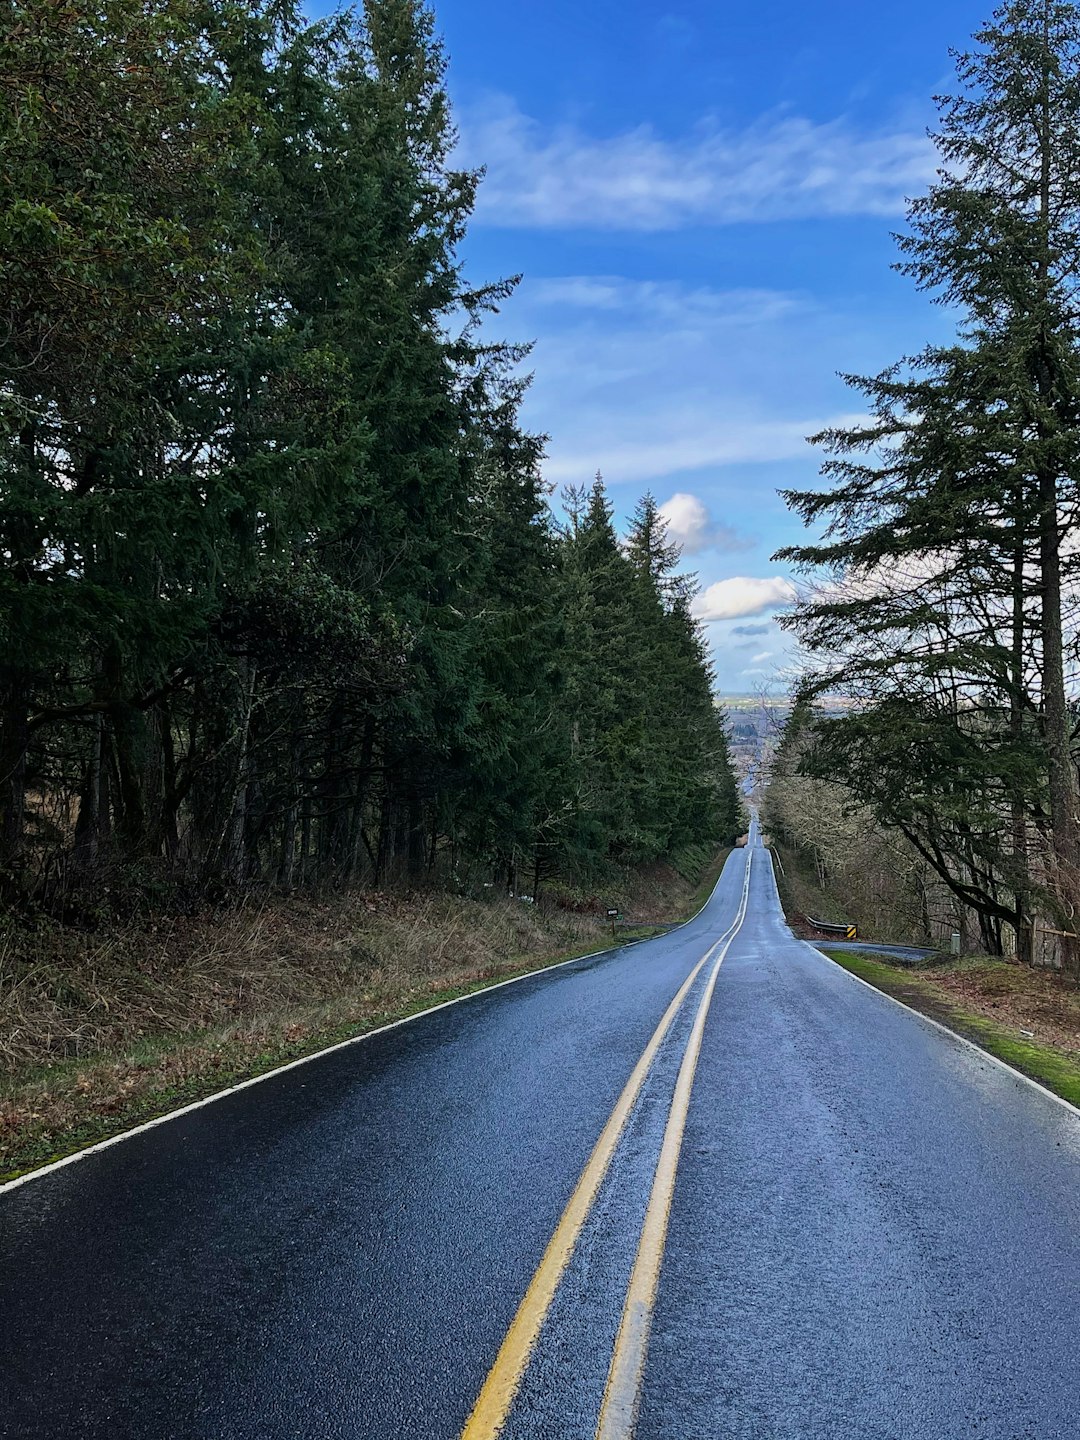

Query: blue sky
[322,1,988,690]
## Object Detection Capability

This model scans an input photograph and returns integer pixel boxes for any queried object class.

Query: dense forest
[0,0,740,917]
[767,0,1080,972]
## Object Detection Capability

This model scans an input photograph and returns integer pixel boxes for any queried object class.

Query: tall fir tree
[778,0,1080,959]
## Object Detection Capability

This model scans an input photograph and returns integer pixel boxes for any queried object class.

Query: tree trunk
[1038,468,1079,961]
[1035,21,1079,971]
[73,712,109,868]
[1011,498,1033,964]
[406,787,425,880]
[375,789,392,886]
[159,700,181,865]
[345,716,377,883]
[0,671,29,887]
[222,658,256,886]
[110,698,148,853]
[279,731,302,890]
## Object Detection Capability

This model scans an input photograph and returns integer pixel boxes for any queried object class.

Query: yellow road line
[595,847,754,1440]
[460,895,745,1439]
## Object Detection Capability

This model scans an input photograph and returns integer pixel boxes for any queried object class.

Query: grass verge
[821,948,1080,1109]
[1,946,601,1183]
[1,849,731,1183]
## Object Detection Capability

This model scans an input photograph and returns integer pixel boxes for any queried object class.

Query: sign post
[607,908,619,940]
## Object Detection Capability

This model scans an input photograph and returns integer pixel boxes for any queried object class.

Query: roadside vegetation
[768,1,1080,978]
[765,705,1080,1107]
[768,818,928,947]
[0,846,730,1179]
[820,949,1080,1109]
[764,816,1080,1105]
[0,0,744,1176]
[0,0,741,908]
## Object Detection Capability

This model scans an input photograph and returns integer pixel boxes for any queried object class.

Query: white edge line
[1,851,744,1198]
[809,941,1080,1122]
[762,847,1080,1125]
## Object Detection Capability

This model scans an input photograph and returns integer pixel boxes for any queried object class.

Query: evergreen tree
[777,0,1080,958]
[555,476,740,872]
[0,0,261,883]
[0,0,740,917]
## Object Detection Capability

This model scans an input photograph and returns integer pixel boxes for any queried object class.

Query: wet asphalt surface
[811,939,939,964]
[3,826,1080,1438]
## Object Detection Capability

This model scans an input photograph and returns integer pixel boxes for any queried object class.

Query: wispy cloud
[461,96,935,231]
[693,576,797,621]
[525,277,798,324]
[542,415,854,487]
[506,273,867,486]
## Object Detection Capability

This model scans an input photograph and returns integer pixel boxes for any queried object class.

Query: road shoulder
[1,849,733,1188]
[820,947,1080,1110]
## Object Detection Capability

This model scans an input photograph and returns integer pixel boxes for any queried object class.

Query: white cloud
[693,576,798,621]
[658,491,748,555]
[460,96,936,231]
[526,276,798,325]
[751,650,774,663]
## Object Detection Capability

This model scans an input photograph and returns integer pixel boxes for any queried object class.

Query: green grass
[821,950,928,987]
[822,948,1080,1109]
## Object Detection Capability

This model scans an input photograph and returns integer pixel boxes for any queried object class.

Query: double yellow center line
[461,844,755,1440]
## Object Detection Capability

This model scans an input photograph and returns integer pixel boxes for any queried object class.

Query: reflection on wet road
[3,820,1079,1438]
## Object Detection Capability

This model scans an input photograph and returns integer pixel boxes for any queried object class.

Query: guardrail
[806,915,858,941]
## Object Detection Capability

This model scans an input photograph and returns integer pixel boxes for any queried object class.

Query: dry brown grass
[0,893,610,1076]
[917,955,1080,1057]
[0,854,718,1177]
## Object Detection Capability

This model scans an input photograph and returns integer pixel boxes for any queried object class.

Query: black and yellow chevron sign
[846,925,858,940]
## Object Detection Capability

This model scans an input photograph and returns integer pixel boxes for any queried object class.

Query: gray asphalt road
[811,939,939,963]
[3,824,1079,1438]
